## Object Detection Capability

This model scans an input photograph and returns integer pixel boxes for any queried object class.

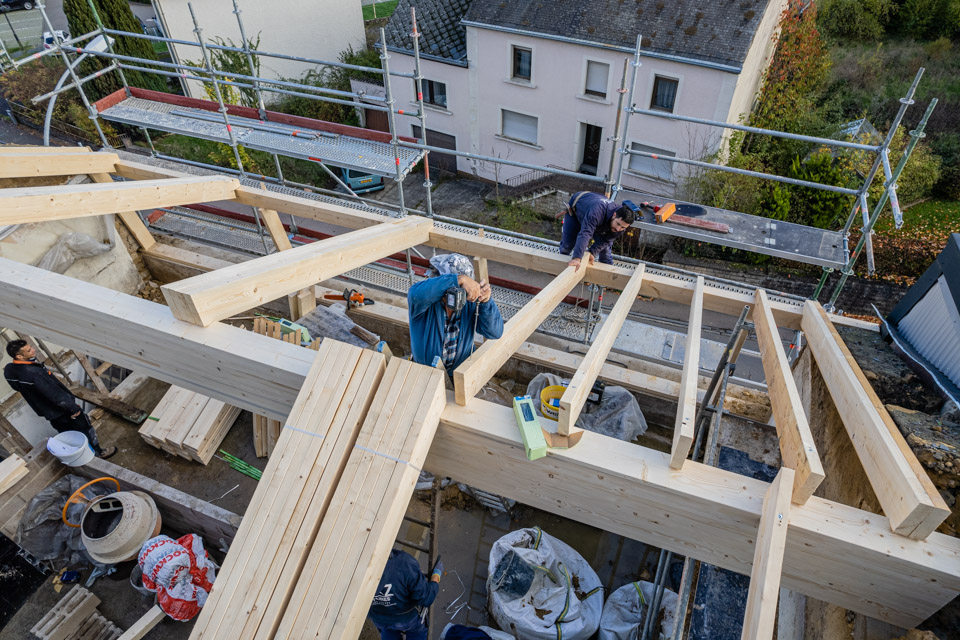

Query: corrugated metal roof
[898,275,960,390]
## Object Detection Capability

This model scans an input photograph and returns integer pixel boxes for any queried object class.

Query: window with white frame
[512,46,532,81]
[584,60,609,98]
[420,79,447,108]
[501,109,538,145]
[628,142,676,181]
[650,75,679,112]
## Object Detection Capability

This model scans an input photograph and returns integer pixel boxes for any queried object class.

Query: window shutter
[585,61,609,96]
[502,110,538,144]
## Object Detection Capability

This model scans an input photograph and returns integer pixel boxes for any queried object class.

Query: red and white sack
[138,534,219,621]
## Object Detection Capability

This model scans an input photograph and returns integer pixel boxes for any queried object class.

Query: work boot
[96,446,117,460]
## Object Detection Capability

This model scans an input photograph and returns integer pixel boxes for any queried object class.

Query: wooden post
[670,276,703,470]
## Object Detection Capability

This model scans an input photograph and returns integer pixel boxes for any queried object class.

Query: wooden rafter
[670,275,703,469]
[558,265,645,435]
[87,173,156,250]
[801,300,949,538]
[0,152,119,179]
[753,289,825,504]
[0,176,239,225]
[0,259,957,627]
[741,467,794,640]
[161,217,432,326]
[453,265,585,404]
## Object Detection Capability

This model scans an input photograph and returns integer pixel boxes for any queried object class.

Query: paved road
[0,1,157,55]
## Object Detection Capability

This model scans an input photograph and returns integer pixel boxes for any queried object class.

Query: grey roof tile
[383,0,472,63]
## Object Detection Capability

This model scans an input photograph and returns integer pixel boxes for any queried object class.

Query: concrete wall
[155,0,365,100]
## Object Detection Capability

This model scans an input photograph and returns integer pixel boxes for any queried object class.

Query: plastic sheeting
[526,373,648,442]
[17,475,112,570]
[35,233,111,274]
[487,528,603,640]
[599,582,678,640]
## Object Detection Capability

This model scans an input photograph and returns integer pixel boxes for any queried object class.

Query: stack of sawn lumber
[0,453,28,494]
[190,339,446,640]
[139,386,241,464]
[30,585,121,640]
[0,444,66,539]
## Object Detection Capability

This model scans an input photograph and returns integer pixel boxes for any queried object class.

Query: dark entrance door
[412,126,458,176]
[365,107,390,132]
[579,124,602,175]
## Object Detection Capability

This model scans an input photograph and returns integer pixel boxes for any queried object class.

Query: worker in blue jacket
[408,265,504,374]
[557,191,636,269]
[369,549,442,640]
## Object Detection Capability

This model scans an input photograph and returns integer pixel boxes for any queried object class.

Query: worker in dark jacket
[557,191,635,269]
[408,263,504,374]
[369,549,442,640]
[3,339,116,459]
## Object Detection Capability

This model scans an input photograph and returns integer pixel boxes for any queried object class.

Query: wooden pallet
[72,611,122,640]
[30,585,101,640]
[0,453,28,494]
[276,357,446,639]
[191,340,387,640]
[139,386,241,464]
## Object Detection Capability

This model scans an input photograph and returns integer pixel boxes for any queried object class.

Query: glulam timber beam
[670,275,703,469]
[161,217,432,326]
[109,159,809,328]
[801,301,949,539]
[88,173,155,250]
[0,175,239,225]
[0,152,119,179]
[741,467,794,640]
[557,265,645,435]
[453,265,585,404]
[753,289,824,503]
[0,258,957,627]
[0,146,91,154]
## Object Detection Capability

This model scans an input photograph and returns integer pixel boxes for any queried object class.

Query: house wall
[154,0,365,101]
[724,0,789,131]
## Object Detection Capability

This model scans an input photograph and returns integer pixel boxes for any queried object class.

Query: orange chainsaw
[323,288,375,309]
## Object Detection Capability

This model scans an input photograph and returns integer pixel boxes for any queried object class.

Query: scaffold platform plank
[95,90,425,178]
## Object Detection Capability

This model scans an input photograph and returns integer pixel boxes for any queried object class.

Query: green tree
[62,0,166,98]
[817,0,896,41]
[787,153,854,229]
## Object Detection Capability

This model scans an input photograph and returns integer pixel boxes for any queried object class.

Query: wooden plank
[741,467,794,640]
[296,289,316,318]
[454,265,585,404]
[754,290,824,504]
[75,352,109,394]
[0,454,27,494]
[88,172,156,250]
[433,398,960,628]
[118,605,165,640]
[257,199,292,252]
[558,265,645,435]
[670,276,703,470]
[0,152,118,179]
[473,256,489,284]
[801,301,949,539]
[0,145,91,154]
[0,176,239,225]
[161,217,432,326]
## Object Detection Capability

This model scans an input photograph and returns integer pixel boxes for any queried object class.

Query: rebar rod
[409,7,434,216]
[613,35,642,197]
[380,27,406,216]
[188,2,245,176]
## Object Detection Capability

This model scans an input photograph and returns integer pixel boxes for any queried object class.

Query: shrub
[786,152,854,229]
[817,0,896,41]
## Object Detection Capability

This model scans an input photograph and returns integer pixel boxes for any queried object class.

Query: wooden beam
[74,352,109,394]
[433,397,960,628]
[256,184,293,252]
[670,275,703,470]
[118,605,165,640]
[88,173,156,250]
[0,260,957,626]
[558,265,645,435]
[0,152,118,179]
[0,176,239,225]
[801,301,949,539]
[454,265,586,404]
[0,146,91,155]
[110,159,809,328]
[741,467,794,640]
[161,217,432,326]
[753,290,824,504]
[473,256,489,284]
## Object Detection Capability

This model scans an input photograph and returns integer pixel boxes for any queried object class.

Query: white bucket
[47,431,96,467]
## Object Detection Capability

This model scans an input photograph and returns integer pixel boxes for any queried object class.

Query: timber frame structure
[0,147,958,638]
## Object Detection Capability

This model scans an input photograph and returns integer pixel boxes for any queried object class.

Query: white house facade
[380,0,787,196]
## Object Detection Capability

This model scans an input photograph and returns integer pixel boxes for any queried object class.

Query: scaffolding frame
[8,1,937,312]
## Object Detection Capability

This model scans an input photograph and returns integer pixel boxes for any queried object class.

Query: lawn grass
[362,0,399,21]
[873,198,960,241]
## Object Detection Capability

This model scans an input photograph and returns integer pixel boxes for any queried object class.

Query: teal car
[339,167,384,194]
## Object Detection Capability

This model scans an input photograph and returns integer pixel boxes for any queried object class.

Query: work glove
[431,560,444,581]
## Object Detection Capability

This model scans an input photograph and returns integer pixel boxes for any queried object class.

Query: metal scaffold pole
[612,34,642,198]
[36,2,111,148]
[410,7,434,216]
[380,27,406,216]
[604,58,629,199]
[188,2,247,178]
[826,98,938,309]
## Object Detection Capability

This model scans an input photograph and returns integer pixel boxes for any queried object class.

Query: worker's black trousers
[50,412,103,455]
